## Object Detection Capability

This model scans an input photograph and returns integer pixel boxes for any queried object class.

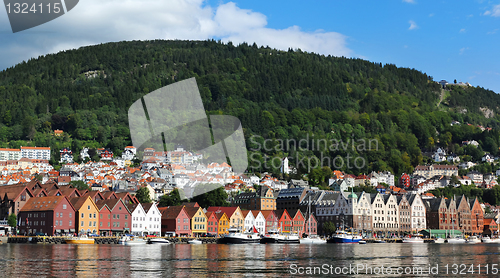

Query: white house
[407,194,426,232]
[433,148,447,163]
[142,203,162,236]
[242,210,255,233]
[483,153,494,163]
[252,211,266,234]
[127,203,147,236]
[122,146,137,161]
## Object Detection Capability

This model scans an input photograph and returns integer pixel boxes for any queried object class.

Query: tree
[191,184,229,208]
[70,180,90,191]
[158,189,183,207]
[322,221,336,236]
[135,186,152,203]
[7,213,16,228]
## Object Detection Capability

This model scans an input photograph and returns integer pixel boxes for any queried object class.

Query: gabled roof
[0,184,34,201]
[68,196,97,211]
[184,206,205,218]
[260,210,276,219]
[95,198,128,212]
[158,206,186,220]
[21,196,75,212]
[206,206,239,217]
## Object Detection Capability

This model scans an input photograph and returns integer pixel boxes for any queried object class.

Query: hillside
[1,39,500,176]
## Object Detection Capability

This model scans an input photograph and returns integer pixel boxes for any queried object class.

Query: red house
[18,196,76,236]
[95,198,131,236]
[261,210,278,233]
[206,211,219,235]
[399,173,410,188]
[275,209,292,233]
[289,209,305,234]
[305,214,318,236]
[158,206,192,236]
[97,202,112,236]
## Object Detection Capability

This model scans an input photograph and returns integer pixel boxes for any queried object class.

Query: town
[0,142,498,240]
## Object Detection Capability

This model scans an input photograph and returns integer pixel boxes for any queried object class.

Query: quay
[7,236,220,244]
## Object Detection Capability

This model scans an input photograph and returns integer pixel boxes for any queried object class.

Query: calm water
[0,243,500,277]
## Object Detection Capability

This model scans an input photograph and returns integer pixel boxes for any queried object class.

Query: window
[81,221,84,226]
[125,215,128,220]
[60,220,63,226]
[56,212,59,217]
[117,214,120,219]
[81,213,84,218]
[89,213,92,218]
[63,204,67,209]
[69,221,72,226]
[93,213,96,218]
[55,220,58,225]
[113,214,116,219]
[93,221,96,227]
[119,206,122,210]
[100,222,102,227]
[88,205,90,210]
[108,214,110,219]
[89,221,92,227]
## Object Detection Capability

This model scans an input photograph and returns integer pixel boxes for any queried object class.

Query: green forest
[1,39,500,177]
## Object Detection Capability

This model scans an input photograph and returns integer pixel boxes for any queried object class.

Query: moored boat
[402,235,424,243]
[65,234,95,244]
[447,236,466,244]
[119,235,147,245]
[432,238,445,244]
[330,230,362,243]
[260,230,300,244]
[188,239,203,244]
[300,235,327,244]
[219,227,260,244]
[148,238,171,244]
[466,235,481,244]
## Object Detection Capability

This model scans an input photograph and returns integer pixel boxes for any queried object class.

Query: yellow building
[207,206,244,231]
[185,206,207,236]
[69,196,100,234]
[216,212,230,235]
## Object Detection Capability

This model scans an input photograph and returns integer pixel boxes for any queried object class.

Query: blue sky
[1,0,500,92]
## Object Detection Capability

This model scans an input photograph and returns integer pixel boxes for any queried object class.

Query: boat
[466,235,481,244]
[260,229,300,244]
[300,195,326,244]
[119,235,147,245]
[447,236,466,244]
[300,235,327,244]
[432,238,445,244]
[373,239,386,243]
[358,240,367,244]
[402,234,424,243]
[148,238,171,244]
[330,230,362,243]
[219,227,260,244]
[65,234,95,244]
[188,239,203,244]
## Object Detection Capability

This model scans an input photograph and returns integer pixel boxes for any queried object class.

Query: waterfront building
[242,210,255,233]
[95,198,131,236]
[261,210,278,234]
[470,197,484,235]
[184,206,207,236]
[215,212,230,235]
[205,212,218,235]
[407,194,426,232]
[455,195,472,234]
[288,209,305,234]
[69,196,100,235]
[0,183,34,219]
[275,209,293,232]
[18,195,76,236]
[397,194,411,234]
[142,203,162,236]
[126,202,147,236]
[158,206,192,236]
[206,206,244,231]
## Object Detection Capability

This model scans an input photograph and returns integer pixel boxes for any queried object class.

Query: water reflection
[1,243,500,277]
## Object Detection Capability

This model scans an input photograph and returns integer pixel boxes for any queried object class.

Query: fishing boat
[402,234,424,243]
[119,235,147,245]
[466,235,481,244]
[219,227,260,244]
[260,229,300,244]
[65,234,95,244]
[330,230,362,243]
[148,238,171,244]
[188,239,203,244]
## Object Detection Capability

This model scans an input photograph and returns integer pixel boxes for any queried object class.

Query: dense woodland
[1,40,500,179]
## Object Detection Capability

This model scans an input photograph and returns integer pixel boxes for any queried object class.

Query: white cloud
[408,20,418,30]
[459,28,466,33]
[459,47,469,55]
[484,4,500,17]
[403,0,415,3]
[0,0,353,70]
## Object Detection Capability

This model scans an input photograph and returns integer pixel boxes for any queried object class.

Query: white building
[127,203,148,236]
[21,146,50,160]
[122,146,137,161]
[80,147,90,161]
[0,148,21,161]
[252,211,266,234]
[142,203,162,236]
[407,194,426,232]
[242,210,255,233]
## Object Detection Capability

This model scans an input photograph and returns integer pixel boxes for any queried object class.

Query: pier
[6,236,220,244]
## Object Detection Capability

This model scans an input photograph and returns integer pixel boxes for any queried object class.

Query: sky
[1,0,500,93]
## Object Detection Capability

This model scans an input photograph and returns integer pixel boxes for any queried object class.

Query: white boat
[261,229,300,244]
[466,236,481,244]
[220,227,260,244]
[149,238,171,244]
[432,238,445,244]
[188,239,203,244]
[119,235,147,245]
[447,236,466,244]
[330,230,362,243]
[358,240,367,244]
[481,236,500,243]
[300,195,326,244]
[402,235,424,243]
[300,235,327,244]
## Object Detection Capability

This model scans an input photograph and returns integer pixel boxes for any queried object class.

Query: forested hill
[1,39,500,176]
